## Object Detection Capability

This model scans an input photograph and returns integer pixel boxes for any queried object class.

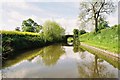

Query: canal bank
[80,42,120,69]
[80,42,119,58]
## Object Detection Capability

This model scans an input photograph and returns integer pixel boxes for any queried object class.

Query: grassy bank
[2,30,65,58]
[80,25,119,53]
[80,44,120,69]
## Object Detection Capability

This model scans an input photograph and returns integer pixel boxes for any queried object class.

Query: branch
[97,0,105,18]
[99,10,110,14]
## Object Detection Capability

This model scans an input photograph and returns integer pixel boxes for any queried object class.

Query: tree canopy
[73,29,79,37]
[43,20,65,42]
[79,29,87,35]
[15,27,20,31]
[98,17,109,30]
[79,0,116,33]
[22,18,42,33]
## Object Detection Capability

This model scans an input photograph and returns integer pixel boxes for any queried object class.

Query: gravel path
[81,42,120,60]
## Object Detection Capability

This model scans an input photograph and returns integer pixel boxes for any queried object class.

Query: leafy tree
[35,25,42,33]
[73,29,79,37]
[98,17,109,30]
[73,29,79,45]
[22,18,42,32]
[79,0,116,33]
[22,18,34,32]
[43,20,65,42]
[79,29,86,35]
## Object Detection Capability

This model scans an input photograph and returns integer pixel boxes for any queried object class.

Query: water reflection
[39,44,65,66]
[73,40,85,53]
[78,55,118,78]
[1,44,119,78]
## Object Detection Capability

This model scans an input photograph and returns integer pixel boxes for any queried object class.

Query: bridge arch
[64,35,73,44]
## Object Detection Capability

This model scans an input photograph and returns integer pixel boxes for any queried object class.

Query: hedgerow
[1,31,45,56]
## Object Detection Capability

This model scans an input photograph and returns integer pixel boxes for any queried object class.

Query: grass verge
[80,24,119,54]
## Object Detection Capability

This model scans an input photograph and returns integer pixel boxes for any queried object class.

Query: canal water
[1,44,119,78]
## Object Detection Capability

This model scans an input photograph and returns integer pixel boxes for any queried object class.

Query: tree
[98,17,109,30]
[79,29,86,35]
[73,29,79,37]
[15,27,20,31]
[79,0,116,33]
[35,25,42,33]
[22,18,42,32]
[73,29,79,45]
[43,20,65,42]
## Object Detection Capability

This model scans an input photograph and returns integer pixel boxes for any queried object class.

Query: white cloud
[1,1,79,34]
[0,0,84,2]
[107,16,118,26]
[29,17,78,34]
[55,18,79,34]
[0,0,25,2]
[1,1,118,33]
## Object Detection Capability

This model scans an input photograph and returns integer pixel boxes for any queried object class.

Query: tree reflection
[93,55,99,77]
[39,44,65,66]
[77,55,117,78]
[73,40,85,53]
[73,44,79,53]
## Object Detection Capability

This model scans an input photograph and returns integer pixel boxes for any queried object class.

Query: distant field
[80,25,119,54]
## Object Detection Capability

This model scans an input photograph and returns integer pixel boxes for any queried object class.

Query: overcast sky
[0,0,119,34]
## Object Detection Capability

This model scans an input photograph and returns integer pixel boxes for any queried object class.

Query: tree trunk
[95,18,99,33]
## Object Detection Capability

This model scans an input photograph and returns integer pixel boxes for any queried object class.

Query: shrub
[1,31,45,55]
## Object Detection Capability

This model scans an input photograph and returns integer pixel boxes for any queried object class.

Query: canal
[1,44,119,78]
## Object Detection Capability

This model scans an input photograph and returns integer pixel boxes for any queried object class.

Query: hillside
[80,25,119,53]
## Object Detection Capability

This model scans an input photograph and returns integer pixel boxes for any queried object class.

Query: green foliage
[35,25,42,33]
[2,29,65,57]
[98,18,109,30]
[2,30,45,55]
[73,29,79,38]
[79,29,86,35]
[73,29,80,45]
[22,18,42,33]
[43,20,65,42]
[80,24,119,53]
[15,27,20,31]
[79,1,116,33]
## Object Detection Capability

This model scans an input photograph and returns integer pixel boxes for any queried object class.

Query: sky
[0,0,119,34]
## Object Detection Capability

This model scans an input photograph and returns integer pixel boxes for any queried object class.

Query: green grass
[80,24,119,54]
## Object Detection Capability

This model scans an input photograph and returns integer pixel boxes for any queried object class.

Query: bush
[79,29,86,35]
[1,31,45,56]
[2,30,65,57]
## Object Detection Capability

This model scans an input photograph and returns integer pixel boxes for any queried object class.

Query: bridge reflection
[64,42,73,46]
